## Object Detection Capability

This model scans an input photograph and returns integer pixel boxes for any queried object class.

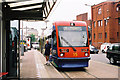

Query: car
[32,42,39,49]
[100,43,111,53]
[90,45,99,54]
[106,43,120,64]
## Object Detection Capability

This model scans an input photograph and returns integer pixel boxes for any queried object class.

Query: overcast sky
[11,0,106,36]
[48,0,106,21]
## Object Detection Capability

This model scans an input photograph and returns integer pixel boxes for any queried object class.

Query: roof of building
[92,0,120,7]
[2,0,57,20]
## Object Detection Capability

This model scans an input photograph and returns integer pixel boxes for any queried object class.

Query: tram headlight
[60,53,64,57]
[85,53,89,57]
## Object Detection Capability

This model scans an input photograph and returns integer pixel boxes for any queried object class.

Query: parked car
[32,42,39,49]
[90,45,99,54]
[100,43,111,53]
[106,43,120,64]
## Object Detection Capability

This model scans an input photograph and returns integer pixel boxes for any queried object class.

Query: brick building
[76,13,92,28]
[76,13,88,21]
[76,13,92,43]
[91,1,120,48]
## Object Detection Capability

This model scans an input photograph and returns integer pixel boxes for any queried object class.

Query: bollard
[21,44,24,56]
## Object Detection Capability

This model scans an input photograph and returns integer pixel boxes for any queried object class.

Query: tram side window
[88,27,91,39]
[52,30,57,47]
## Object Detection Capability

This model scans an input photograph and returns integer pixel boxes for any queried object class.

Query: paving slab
[20,49,64,79]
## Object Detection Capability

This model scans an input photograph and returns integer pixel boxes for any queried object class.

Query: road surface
[90,51,120,67]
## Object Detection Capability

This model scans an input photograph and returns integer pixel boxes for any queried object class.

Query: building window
[94,21,96,27]
[98,8,102,14]
[98,33,102,39]
[119,19,120,25]
[94,33,96,39]
[101,20,102,26]
[117,32,119,38]
[98,20,102,27]
[98,21,100,27]
[116,7,120,11]
[105,32,107,38]
[116,7,119,11]
[104,19,108,26]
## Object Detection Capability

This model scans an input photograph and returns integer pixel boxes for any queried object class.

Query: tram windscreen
[58,26,88,47]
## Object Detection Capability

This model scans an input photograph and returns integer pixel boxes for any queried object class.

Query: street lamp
[85,4,95,6]
[41,20,49,37]
[84,4,93,45]
[40,20,49,53]
[44,20,49,28]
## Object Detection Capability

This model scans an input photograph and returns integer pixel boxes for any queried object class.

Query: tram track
[59,68,101,80]
[60,71,72,80]
[51,60,118,79]
[84,70,100,80]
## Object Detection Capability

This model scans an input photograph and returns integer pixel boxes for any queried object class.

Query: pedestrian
[44,40,51,65]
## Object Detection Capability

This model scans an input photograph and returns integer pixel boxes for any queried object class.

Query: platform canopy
[2,0,57,20]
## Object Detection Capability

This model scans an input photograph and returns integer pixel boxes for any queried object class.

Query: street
[90,51,120,67]
[1,1,120,80]
[20,49,118,79]
[59,51,119,79]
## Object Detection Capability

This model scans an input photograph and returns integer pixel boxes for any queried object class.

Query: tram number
[73,53,77,56]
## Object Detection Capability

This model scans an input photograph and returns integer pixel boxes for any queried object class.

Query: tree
[30,34,36,42]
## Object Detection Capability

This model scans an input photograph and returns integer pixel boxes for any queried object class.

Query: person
[44,40,51,65]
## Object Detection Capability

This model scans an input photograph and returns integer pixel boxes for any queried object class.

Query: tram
[50,21,90,68]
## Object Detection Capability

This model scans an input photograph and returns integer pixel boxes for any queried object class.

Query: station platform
[20,49,64,79]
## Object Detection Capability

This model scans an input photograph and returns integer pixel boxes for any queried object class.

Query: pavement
[20,49,118,79]
[20,49,64,79]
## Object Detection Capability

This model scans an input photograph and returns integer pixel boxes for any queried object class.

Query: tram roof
[2,0,57,20]
[54,21,87,26]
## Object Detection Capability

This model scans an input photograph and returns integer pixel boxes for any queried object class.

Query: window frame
[94,21,96,27]
[98,21,100,27]
[117,32,119,39]
[98,33,102,39]
[118,18,120,25]
[104,19,108,26]
[98,8,102,15]
[105,32,107,38]
[116,7,119,11]
[101,20,102,26]
[94,33,96,40]
[52,30,57,47]
[116,7,120,12]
